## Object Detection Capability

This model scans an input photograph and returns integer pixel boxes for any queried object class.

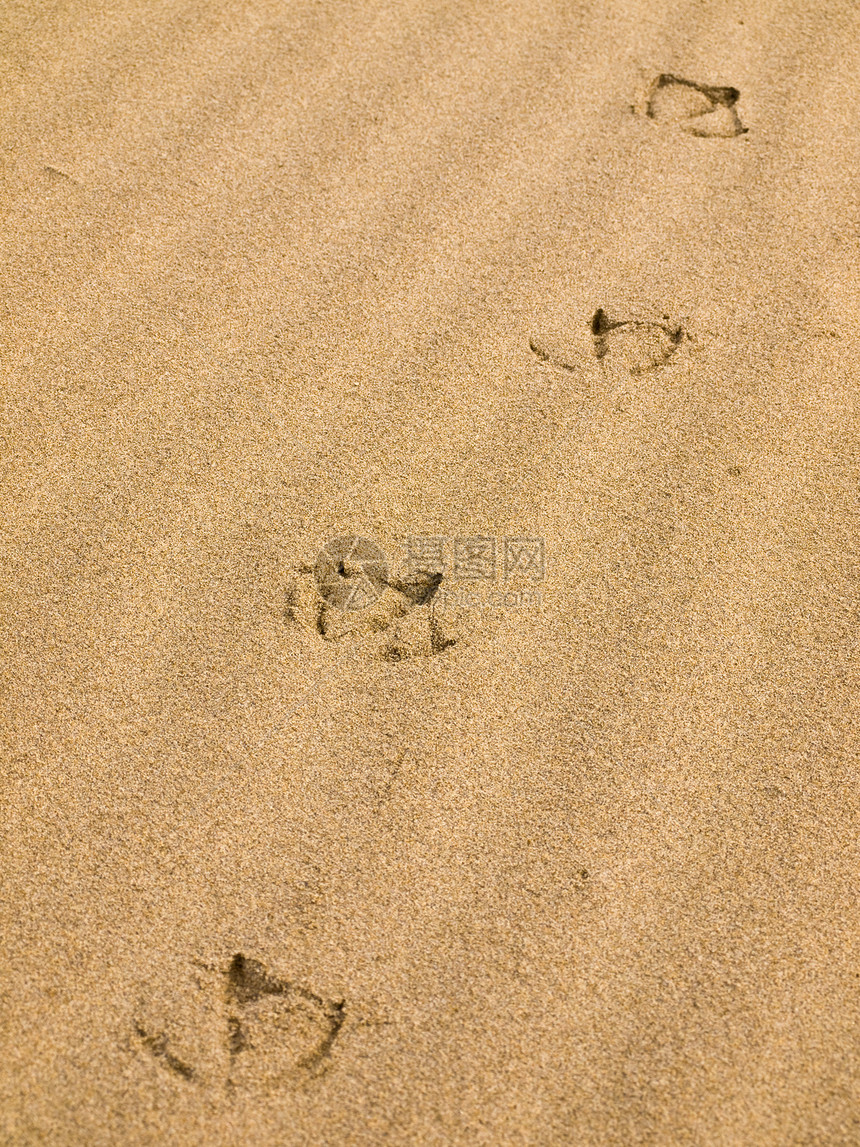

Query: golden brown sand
[2,2,859,1143]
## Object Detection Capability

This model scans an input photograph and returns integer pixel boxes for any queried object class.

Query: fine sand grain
[2,2,859,1143]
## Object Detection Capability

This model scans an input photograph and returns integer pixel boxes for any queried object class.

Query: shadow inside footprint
[591,307,687,374]
[380,576,458,661]
[314,537,388,612]
[645,73,747,137]
[386,570,444,607]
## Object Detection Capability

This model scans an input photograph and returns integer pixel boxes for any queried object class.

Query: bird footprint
[643,73,747,138]
[590,307,688,374]
[530,308,689,375]
[131,955,348,1092]
[285,562,459,660]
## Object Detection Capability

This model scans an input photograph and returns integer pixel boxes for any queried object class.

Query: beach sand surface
[2,2,859,1143]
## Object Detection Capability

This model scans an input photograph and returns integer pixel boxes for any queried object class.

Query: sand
[2,1,859,1143]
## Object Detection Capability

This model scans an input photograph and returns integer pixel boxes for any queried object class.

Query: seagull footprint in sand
[590,308,688,374]
[644,73,747,138]
[285,562,459,658]
[226,954,345,1087]
[530,308,688,375]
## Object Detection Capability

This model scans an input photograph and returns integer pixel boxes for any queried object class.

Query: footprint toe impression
[528,334,577,372]
[645,74,746,138]
[387,570,444,608]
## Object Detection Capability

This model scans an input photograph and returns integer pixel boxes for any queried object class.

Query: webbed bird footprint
[285,564,459,659]
[227,954,345,1087]
[643,73,747,138]
[530,308,688,375]
[131,955,347,1092]
[590,307,688,374]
